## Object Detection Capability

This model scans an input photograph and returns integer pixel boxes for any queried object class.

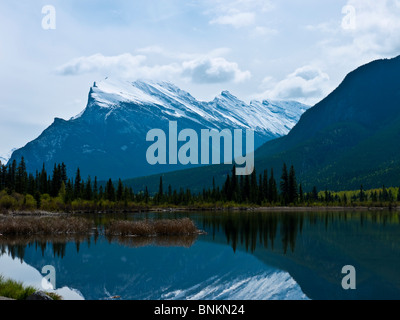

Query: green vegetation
[0,158,399,213]
[0,275,61,300]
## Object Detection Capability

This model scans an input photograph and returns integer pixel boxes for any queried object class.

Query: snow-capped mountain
[8,78,310,180]
[0,149,16,165]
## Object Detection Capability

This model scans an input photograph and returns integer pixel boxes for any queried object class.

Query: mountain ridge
[124,55,400,193]
[8,78,310,180]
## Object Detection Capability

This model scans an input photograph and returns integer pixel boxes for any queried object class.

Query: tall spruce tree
[74,168,82,199]
[263,170,269,202]
[312,186,319,201]
[268,168,278,203]
[39,164,48,194]
[93,177,98,201]
[117,178,123,202]
[288,165,298,204]
[280,163,289,205]
[15,157,28,194]
[85,177,93,201]
[106,179,115,202]
[299,184,304,203]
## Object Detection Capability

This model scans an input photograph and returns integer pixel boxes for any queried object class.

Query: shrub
[0,195,18,210]
[23,194,37,211]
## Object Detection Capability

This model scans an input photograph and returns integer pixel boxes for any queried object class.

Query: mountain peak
[8,77,310,179]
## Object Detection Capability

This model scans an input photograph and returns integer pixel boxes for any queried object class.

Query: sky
[1,0,400,160]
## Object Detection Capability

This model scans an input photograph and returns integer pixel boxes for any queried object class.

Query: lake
[1,210,399,300]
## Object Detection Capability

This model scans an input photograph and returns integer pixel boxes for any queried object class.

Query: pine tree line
[1,158,399,210]
[200,163,301,205]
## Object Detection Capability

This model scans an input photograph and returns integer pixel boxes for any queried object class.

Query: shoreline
[1,205,399,217]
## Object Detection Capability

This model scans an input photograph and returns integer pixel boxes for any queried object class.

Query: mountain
[125,55,400,192]
[0,149,15,165]
[8,78,309,180]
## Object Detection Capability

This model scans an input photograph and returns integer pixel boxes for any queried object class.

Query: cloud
[205,0,274,29]
[210,12,255,28]
[344,0,400,56]
[251,26,278,37]
[309,0,400,64]
[259,65,330,104]
[56,52,251,85]
[182,57,251,83]
[55,53,148,77]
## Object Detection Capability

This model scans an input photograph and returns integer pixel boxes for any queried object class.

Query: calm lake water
[1,210,400,300]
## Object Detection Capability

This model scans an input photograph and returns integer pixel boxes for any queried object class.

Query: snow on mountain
[162,270,309,300]
[0,148,16,165]
[81,78,310,137]
[8,78,310,180]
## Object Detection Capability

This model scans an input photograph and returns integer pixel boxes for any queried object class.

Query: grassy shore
[0,275,62,300]
[2,202,399,217]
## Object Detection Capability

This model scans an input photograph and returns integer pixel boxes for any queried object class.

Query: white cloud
[210,12,255,28]
[251,26,278,37]
[55,53,148,77]
[311,0,400,65]
[56,52,251,85]
[182,57,251,83]
[205,0,274,29]
[259,65,330,104]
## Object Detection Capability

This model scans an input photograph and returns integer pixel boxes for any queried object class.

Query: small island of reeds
[0,216,203,238]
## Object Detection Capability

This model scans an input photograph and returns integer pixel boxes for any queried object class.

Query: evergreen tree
[34,190,41,209]
[212,177,216,200]
[93,177,98,201]
[262,170,268,202]
[381,185,388,201]
[250,169,258,203]
[85,177,93,201]
[106,179,116,202]
[371,191,377,203]
[243,174,250,202]
[144,186,149,204]
[59,182,66,201]
[15,157,28,194]
[0,162,6,191]
[268,168,278,203]
[74,168,82,199]
[231,165,239,202]
[155,176,164,203]
[280,163,289,204]
[168,184,172,203]
[60,163,68,184]
[258,174,264,204]
[65,179,74,203]
[39,164,48,194]
[288,165,298,204]
[98,185,104,201]
[27,173,36,196]
[359,185,365,202]
[117,178,123,202]
[223,174,231,201]
[312,186,319,201]
[51,164,63,197]
[299,184,304,204]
